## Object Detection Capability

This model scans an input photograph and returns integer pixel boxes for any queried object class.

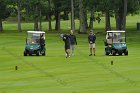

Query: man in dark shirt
[88,31,96,56]
[63,34,71,58]
[69,30,77,56]
[40,34,45,51]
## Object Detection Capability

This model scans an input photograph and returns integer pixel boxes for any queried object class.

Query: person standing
[62,34,71,58]
[69,30,77,56]
[40,34,45,51]
[88,31,96,56]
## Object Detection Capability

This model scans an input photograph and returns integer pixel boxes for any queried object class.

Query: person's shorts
[65,44,70,50]
[89,43,95,48]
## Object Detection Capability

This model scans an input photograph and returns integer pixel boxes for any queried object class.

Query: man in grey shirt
[69,30,77,56]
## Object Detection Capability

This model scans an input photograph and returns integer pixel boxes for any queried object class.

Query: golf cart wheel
[124,50,128,55]
[24,51,27,56]
[105,48,109,55]
[118,52,122,55]
[36,52,39,56]
[112,50,116,56]
[105,52,109,55]
[29,54,32,56]
[42,52,45,56]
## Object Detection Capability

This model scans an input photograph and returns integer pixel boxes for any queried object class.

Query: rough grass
[0,15,140,93]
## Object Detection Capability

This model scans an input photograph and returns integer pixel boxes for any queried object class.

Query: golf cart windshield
[106,31,126,44]
[112,32,125,43]
[26,31,45,45]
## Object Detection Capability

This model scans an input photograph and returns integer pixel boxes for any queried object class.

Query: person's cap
[90,30,93,32]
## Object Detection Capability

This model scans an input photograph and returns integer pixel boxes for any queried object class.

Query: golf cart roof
[27,31,45,34]
[107,31,125,33]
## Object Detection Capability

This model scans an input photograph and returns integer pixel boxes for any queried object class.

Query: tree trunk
[115,8,123,30]
[55,10,60,31]
[17,0,21,32]
[79,0,86,33]
[39,9,42,31]
[34,6,39,31]
[0,19,3,32]
[89,7,94,31]
[34,18,39,31]
[105,10,111,31]
[84,8,88,29]
[71,0,75,32]
[115,13,120,30]
[121,0,127,31]
[63,11,69,20]
[48,0,52,31]
[115,0,127,31]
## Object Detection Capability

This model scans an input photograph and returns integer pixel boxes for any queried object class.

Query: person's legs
[41,45,44,51]
[65,45,70,58]
[89,44,93,56]
[68,49,70,56]
[65,49,68,56]
[71,45,75,55]
[93,48,96,56]
[66,49,70,58]
[89,48,92,56]
[93,43,96,56]
[65,45,68,57]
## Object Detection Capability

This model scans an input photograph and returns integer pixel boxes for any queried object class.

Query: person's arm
[95,34,96,41]
[63,35,66,41]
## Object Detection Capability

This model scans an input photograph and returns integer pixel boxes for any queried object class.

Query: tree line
[0,0,140,32]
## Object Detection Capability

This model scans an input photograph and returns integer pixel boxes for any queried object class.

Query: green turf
[0,15,140,93]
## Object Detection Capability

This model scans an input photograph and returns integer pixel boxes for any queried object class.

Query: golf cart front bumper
[25,49,39,54]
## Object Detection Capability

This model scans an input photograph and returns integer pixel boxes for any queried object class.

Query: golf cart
[104,31,128,56]
[24,31,46,56]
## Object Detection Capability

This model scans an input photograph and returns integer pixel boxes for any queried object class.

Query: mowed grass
[0,15,140,93]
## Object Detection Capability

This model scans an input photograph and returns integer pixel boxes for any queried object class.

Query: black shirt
[63,34,70,49]
[88,34,96,44]
[69,34,77,45]
[40,38,45,45]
